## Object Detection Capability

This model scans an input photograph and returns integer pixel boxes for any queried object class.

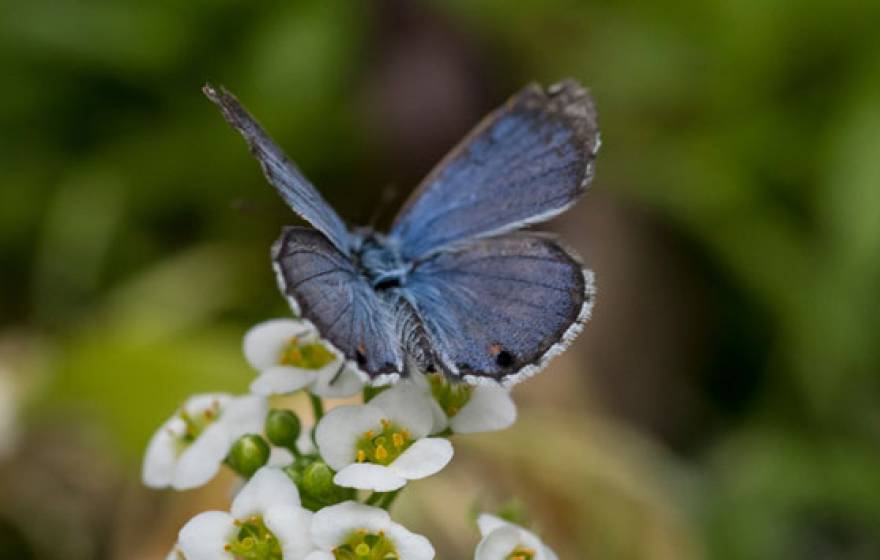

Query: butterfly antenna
[366,184,399,229]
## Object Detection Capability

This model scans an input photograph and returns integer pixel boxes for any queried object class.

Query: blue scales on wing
[272,227,403,377]
[203,84,353,256]
[390,80,600,261]
[404,233,595,383]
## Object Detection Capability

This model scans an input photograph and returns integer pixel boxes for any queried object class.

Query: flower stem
[379,489,402,511]
[365,491,384,506]
[309,393,324,422]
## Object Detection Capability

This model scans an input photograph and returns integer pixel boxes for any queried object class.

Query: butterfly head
[352,230,411,292]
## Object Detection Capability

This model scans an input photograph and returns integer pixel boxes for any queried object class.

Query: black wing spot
[496,350,515,368]
[355,349,368,368]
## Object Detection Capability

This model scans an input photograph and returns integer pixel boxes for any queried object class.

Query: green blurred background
[2,0,880,558]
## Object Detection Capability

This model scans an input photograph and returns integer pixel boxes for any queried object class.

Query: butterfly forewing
[390,80,599,261]
[204,84,353,256]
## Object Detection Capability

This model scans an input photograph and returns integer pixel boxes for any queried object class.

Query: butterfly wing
[272,227,404,379]
[404,233,594,384]
[390,79,599,261]
[204,84,353,255]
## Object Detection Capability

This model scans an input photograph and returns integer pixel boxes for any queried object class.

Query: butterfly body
[350,230,410,291]
[206,80,600,386]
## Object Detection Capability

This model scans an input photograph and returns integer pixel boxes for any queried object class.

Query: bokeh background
[2,0,880,558]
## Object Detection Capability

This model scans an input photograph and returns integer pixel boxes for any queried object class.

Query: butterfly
[204,79,599,386]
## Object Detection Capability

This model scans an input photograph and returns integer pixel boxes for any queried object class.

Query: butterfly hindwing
[204,84,353,256]
[404,233,594,384]
[272,227,403,378]
[390,80,599,261]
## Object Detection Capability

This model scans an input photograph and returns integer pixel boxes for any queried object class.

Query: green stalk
[309,393,324,422]
[379,489,402,511]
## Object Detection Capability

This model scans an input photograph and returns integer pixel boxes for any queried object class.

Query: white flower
[315,384,453,491]
[306,501,434,560]
[178,467,315,560]
[142,393,268,490]
[474,514,558,560]
[414,372,517,435]
[245,319,363,398]
[269,446,296,468]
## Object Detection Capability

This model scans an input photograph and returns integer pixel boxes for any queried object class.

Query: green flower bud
[226,434,270,478]
[265,409,301,451]
[302,460,335,500]
[283,456,354,511]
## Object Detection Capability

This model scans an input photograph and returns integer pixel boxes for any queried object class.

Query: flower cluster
[143,318,557,559]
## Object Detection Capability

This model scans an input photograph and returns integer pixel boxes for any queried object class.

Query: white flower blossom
[412,372,517,435]
[315,384,453,491]
[305,501,434,560]
[178,467,315,560]
[474,514,558,560]
[244,319,362,398]
[268,446,296,468]
[142,393,268,490]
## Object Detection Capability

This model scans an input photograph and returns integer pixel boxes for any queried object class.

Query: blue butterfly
[204,80,599,386]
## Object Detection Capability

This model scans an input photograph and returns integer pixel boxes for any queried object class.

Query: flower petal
[310,364,363,398]
[142,416,185,488]
[264,504,314,560]
[297,428,317,455]
[474,526,521,560]
[476,514,509,537]
[243,319,314,370]
[172,422,229,490]
[231,467,301,518]
[384,523,435,560]
[333,463,407,492]
[389,438,453,480]
[518,530,548,560]
[221,395,268,439]
[178,511,236,560]
[315,404,383,470]
[184,393,232,416]
[310,501,390,550]
[304,552,334,560]
[449,385,516,434]
[250,366,318,396]
[428,400,448,435]
[369,383,434,438]
[268,446,295,468]
[542,545,560,560]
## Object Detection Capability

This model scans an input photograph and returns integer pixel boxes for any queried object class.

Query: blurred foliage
[2,0,880,558]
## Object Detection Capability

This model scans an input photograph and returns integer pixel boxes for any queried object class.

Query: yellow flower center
[224,516,282,560]
[355,419,412,466]
[279,336,336,369]
[506,545,536,560]
[333,529,399,559]
[174,400,221,452]
[428,373,473,417]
